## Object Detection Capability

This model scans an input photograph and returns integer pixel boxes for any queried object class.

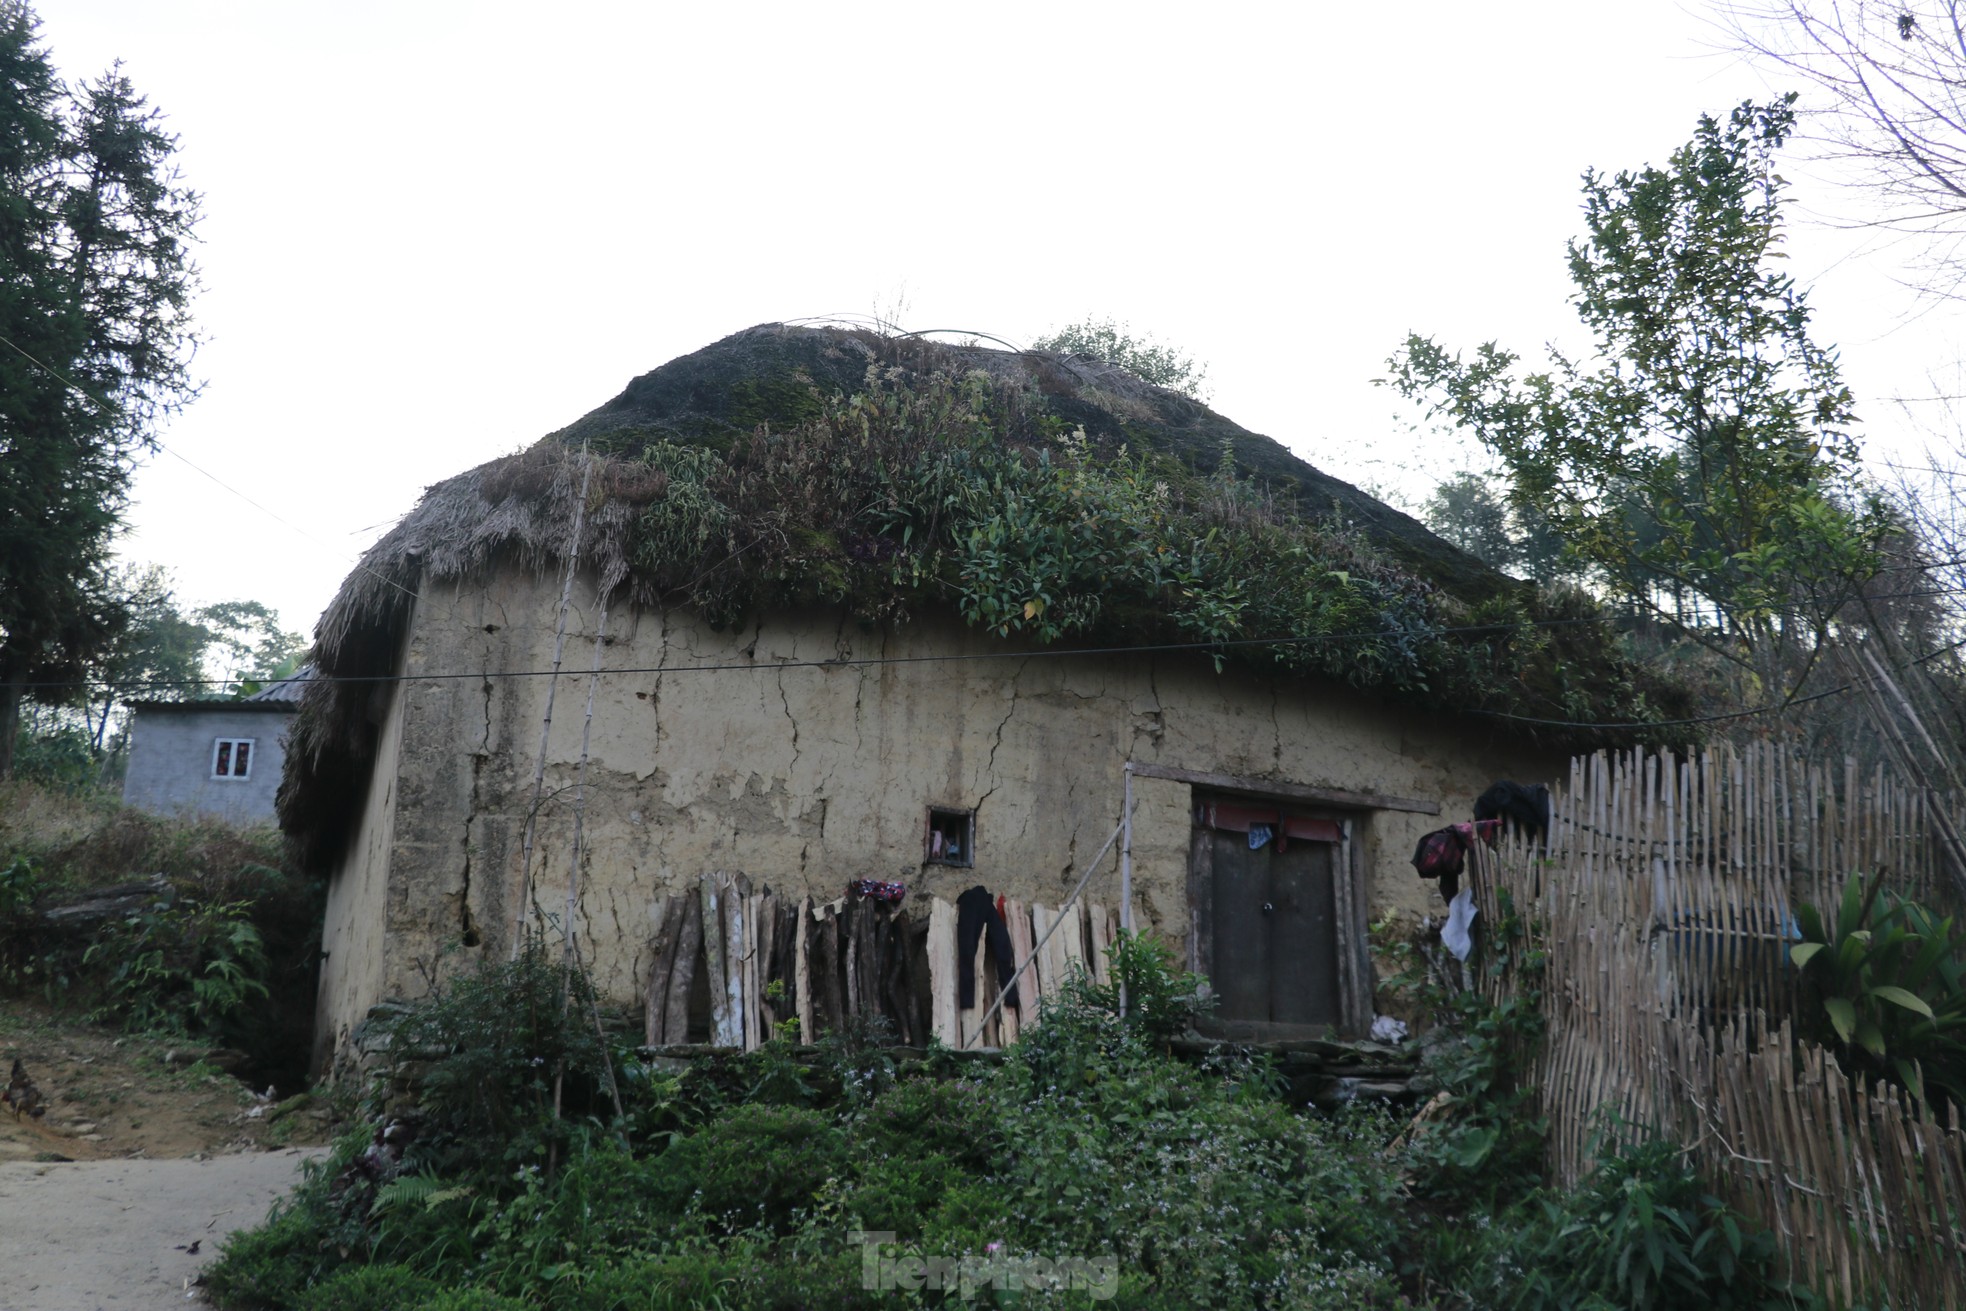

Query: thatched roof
[280,324,1688,862]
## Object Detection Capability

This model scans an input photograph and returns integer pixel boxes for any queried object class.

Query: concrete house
[123,670,311,825]
[284,326,1662,1069]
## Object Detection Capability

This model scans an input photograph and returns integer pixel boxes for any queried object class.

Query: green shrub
[1405,989,1549,1208]
[0,855,42,988]
[1481,1138,1798,1311]
[204,1197,349,1310]
[852,1075,994,1167]
[1072,929,1212,1042]
[294,1263,442,1311]
[412,1290,532,1311]
[83,887,268,1034]
[833,1152,963,1238]
[562,1246,873,1311]
[9,723,99,791]
[374,944,619,1178]
[930,983,1403,1309]
[655,1102,847,1233]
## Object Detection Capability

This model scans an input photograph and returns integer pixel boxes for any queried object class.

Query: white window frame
[211,737,256,780]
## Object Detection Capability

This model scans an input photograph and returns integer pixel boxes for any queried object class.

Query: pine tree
[0,2,200,778]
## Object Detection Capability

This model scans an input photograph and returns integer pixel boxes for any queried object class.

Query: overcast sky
[30,1,1966,643]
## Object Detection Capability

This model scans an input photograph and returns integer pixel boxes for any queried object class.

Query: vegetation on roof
[281,326,1694,859]
[608,365,1678,727]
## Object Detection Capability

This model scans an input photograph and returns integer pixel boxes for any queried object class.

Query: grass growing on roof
[612,364,1682,741]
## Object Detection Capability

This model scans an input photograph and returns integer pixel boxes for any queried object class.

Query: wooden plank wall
[1473,743,1965,1307]
[645,873,1119,1053]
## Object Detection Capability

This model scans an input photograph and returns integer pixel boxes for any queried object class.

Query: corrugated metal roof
[244,665,315,703]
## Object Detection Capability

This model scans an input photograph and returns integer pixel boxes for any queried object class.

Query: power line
[38,614,1966,744]
[1470,631,1966,732]
[0,333,421,606]
[31,619,1625,695]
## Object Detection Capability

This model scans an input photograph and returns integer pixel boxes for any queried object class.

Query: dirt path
[0,1005,339,1308]
[0,1149,326,1310]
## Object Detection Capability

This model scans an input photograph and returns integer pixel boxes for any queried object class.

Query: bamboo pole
[513,450,595,958]
[963,810,1129,1048]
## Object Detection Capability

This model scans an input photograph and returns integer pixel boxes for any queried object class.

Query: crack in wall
[777,666,800,777]
[457,674,494,948]
[977,657,1028,813]
[650,618,669,760]
[1270,681,1283,773]
[1143,657,1168,755]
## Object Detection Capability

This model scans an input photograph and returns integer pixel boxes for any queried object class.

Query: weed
[369,943,617,1178]
[82,889,268,1035]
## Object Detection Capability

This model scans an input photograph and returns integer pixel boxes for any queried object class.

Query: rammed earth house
[285,325,1676,1071]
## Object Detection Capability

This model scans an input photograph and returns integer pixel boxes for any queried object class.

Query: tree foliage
[1031,316,1210,400]
[16,561,306,773]
[1422,471,1573,584]
[1388,99,1884,681]
[0,2,200,778]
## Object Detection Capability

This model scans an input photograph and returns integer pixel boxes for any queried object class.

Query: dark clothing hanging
[1475,781,1551,842]
[955,885,1020,1010]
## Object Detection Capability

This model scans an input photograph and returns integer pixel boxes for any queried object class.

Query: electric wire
[11,332,1966,736]
[0,333,422,604]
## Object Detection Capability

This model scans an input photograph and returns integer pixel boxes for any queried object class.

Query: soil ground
[0,1002,339,1308]
[0,1002,337,1163]
[0,1150,326,1311]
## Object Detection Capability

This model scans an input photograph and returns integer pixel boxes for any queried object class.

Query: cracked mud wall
[317,567,1564,1053]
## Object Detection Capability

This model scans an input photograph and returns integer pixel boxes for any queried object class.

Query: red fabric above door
[1194,801,1340,844]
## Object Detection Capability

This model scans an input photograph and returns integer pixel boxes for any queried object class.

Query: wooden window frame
[924,806,975,868]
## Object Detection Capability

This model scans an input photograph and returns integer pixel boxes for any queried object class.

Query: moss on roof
[280,324,1693,862]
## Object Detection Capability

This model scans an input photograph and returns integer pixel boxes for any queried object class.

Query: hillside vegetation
[0,780,323,1093]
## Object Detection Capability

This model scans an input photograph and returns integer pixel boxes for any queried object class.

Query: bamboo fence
[1473,743,1966,1307]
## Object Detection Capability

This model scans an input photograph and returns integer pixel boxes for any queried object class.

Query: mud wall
[315,567,1563,1058]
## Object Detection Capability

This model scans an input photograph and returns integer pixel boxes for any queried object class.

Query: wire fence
[1475,743,1966,1308]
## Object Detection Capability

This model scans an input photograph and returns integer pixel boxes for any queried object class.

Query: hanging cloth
[955,886,1019,1009]
[1441,887,1478,962]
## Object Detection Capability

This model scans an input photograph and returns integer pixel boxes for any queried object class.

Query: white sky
[30,1,1966,643]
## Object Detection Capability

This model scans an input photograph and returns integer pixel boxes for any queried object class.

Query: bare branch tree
[1714,1,1966,291]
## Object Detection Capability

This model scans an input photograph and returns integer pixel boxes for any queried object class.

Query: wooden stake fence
[1474,743,1966,1307]
[642,873,1119,1053]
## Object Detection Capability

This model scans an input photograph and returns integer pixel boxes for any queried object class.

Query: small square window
[212,738,255,780]
[925,807,974,867]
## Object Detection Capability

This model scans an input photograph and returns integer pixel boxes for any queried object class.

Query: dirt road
[0,1149,325,1311]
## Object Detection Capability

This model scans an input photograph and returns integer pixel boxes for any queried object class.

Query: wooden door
[1202,824,1342,1036]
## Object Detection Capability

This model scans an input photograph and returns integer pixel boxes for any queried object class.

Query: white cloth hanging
[1441,887,1478,962]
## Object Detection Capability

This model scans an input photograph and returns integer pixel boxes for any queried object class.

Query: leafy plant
[293,1263,442,1311]
[1069,928,1212,1042]
[82,888,267,1035]
[1406,988,1550,1208]
[0,855,40,986]
[1031,316,1212,400]
[370,943,619,1178]
[1791,874,1966,1108]
[611,362,1678,743]
[1489,1137,1801,1311]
